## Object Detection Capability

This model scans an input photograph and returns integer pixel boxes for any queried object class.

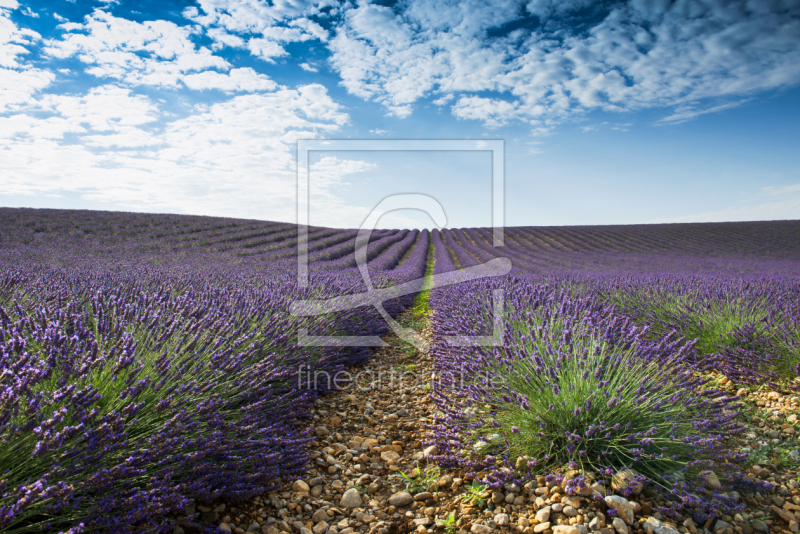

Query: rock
[604,496,635,525]
[340,488,362,509]
[590,516,605,530]
[552,503,563,513]
[612,469,643,496]
[174,528,185,534]
[414,518,433,527]
[534,523,551,533]
[535,507,551,523]
[388,491,414,507]
[491,491,505,504]
[312,510,329,523]
[313,521,329,534]
[380,450,400,463]
[415,492,433,501]
[736,388,748,397]
[299,529,312,534]
[612,518,628,534]
[700,471,721,489]
[563,506,578,517]
[772,505,796,524]
[471,525,493,534]
[519,518,531,528]
[315,426,330,437]
[553,526,583,534]
[247,523,261,533]
[494,514,510,526]
[713,521,733,534]
[423,445,438,457]
[293,480,310,492]
[437,474,454,488]
[219,524,232,533]
[643,518,680,534]
[750,520,768,534]
[791,521,800,533]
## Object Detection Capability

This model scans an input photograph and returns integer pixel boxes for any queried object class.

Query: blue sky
[1,0,799,229]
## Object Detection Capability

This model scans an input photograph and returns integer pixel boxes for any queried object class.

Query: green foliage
[459,480,488,507]
[390,462,440,493]
[436,512,459,533]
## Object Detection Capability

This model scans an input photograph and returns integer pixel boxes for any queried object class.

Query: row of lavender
[426,225,800,522]
[0,210,430,534]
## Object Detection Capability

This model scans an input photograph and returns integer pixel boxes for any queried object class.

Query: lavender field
[2,208,800,534]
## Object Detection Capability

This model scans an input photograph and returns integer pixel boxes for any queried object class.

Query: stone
[736,388,748,397]
[414,492,433,501]
[423,445,438,457]
[612,469,643,496]
[340,488,362,509]
[214,504,226,513]
[536,507,552,523]
[247,523,261,533]
[791,521,800,533]
[313,521,329,534]
[494,514,511,526]
[315,426,330,437]
[713,521,733,534]
[612,518,628,534]
[643,518,680,534]
[219,525,232,533]
[553,526,583,534]
[772,505,796,524]
[590,516,605,530]
[293,480,310,493]
[604,496,635,525]
[388,491,414,507]
[534,523,551,533]
[563,506,578,517]
[299,529,312,534]
[313,510,329,523]
[380,450,400,463]
[519,518,531,528]
[173,528,185,534]
[699,471,721,489]
[471,525,493,534]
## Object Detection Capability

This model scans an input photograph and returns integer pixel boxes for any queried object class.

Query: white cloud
[182,67,278,92]
[45,10,229,87]
[1,7,55,110]
[53,13,67,22]
[0,84,351,222]
[452,96,518,127]
[657,100,751,124]
[323,0,800,126]
[20,6,37,17]
[299,62,318,72]
[369,129,388,135]
[0,1,19,10]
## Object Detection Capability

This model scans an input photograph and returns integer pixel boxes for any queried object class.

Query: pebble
[612,518,628,534]
[604,496,635,526]
[471,524,493,534]
[340,488,362,509]
[534,523,551,533]
[494,513,510,526]
[388,491,413,507]
[292,480,310,493]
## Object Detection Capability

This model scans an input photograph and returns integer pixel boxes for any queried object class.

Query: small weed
[390,462,440,493]
[436,512,459,533]
[459,480,488,507]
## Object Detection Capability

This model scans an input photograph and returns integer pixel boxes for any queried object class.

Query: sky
[1,0,799,229]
